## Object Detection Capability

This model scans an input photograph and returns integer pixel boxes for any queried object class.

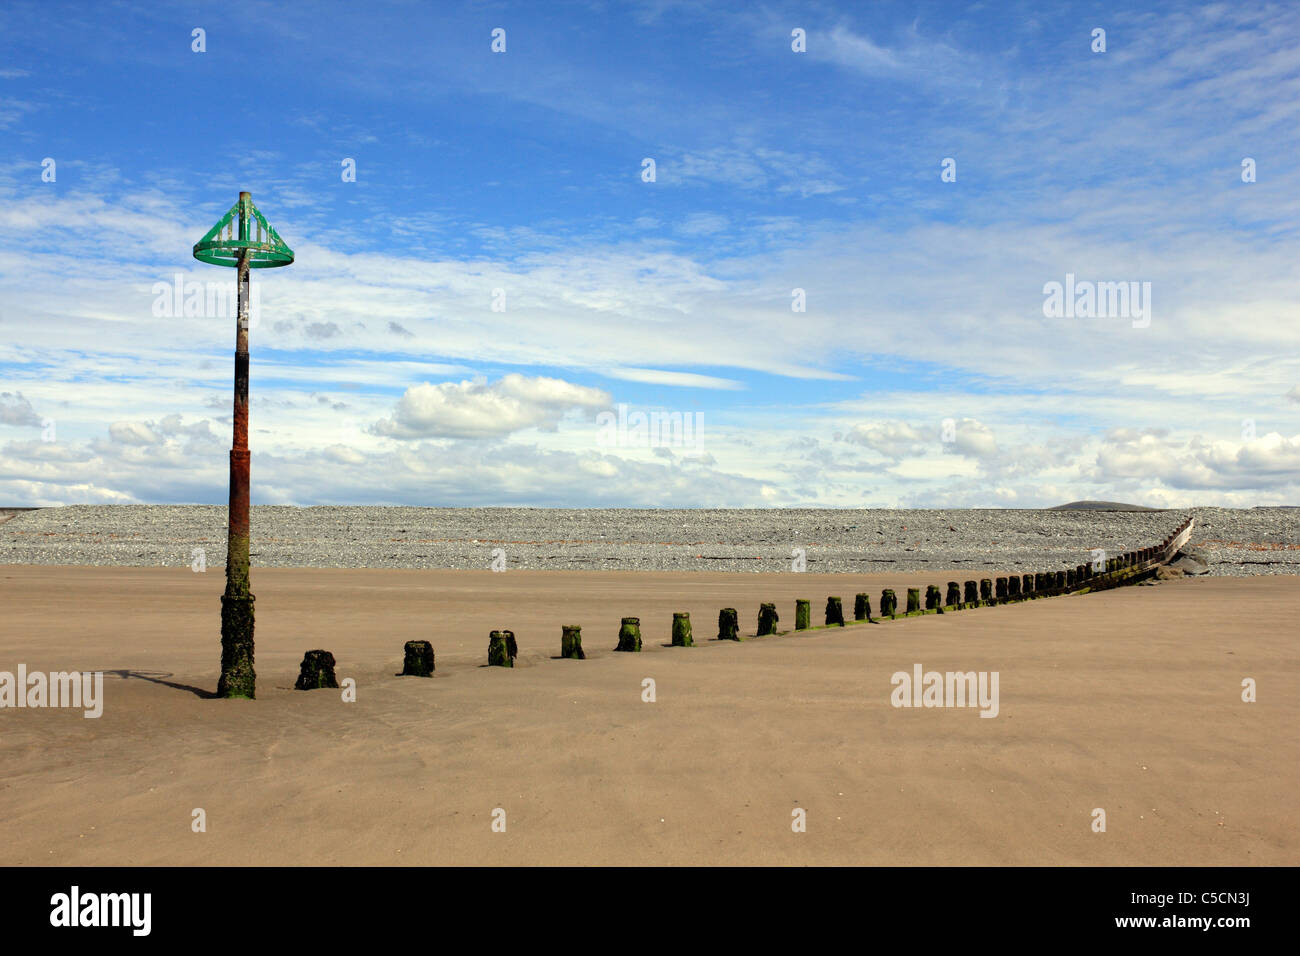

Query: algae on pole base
[488,630,514,667]
[294,649,338,690]
[906,588,921,614]
[880,589,898,618]
[615,617,642,652]
[795,599,811,630]
[671,612,694,647]
[400,640,435,677]
[825,596,844,626]
[979,579,993,605]
[218,596,256,698]
[757,603,779,636]
[561,624,585,659]
[853,593,871,621]
[717,607,740,641]
[945,582,960,607]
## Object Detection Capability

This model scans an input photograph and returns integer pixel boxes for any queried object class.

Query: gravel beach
[2,505,1295,575]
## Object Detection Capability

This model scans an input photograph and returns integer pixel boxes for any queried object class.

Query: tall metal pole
[218,191,256,699]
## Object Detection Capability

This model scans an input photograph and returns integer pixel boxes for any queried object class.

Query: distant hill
[1050,500,1161,512]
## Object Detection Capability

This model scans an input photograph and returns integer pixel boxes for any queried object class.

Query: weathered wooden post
[561,624,585,659]
[294,650,338,689]
[671,612,694,647]
[880,589,897,618]
[906,588,921,613]
[757,603,779,636]
[488,630,515,666]
[854,593,872,621]
[979,578,992,604]
[718,608,740,641]
[400,640,435,677]
[995,577,1008,601]
[795,599,811,630]
[1055,570,1066,590]
[615,617,642,652]
[1022,573,1034,596]
[825,596,844,626]
[925,585,941,610]
[964,581,978,605]
[1008,575,1021,599]
[193,192,294,700]
[946,581,961,607]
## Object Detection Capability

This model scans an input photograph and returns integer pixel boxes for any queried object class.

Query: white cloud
[108,421,161,445]
[0,391,42,427]
[840,421,931,459]
[371,374,611,440]
[1092,429,1300,490]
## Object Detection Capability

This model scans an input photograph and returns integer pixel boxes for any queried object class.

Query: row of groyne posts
[290,517,1195,687]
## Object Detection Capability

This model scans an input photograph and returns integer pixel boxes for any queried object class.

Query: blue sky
[1,0,1298,507]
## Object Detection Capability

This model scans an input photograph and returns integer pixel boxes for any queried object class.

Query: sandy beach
[1,565,1295,866]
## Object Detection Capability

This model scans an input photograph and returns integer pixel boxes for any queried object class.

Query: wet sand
[0,565,1295,865]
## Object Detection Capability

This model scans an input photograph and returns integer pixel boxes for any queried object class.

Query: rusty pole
[218,191,256,699]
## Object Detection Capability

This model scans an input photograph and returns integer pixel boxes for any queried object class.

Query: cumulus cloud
[1092,428,1300,490]
[839,421,931,459]
[0,391,42,427]
[944,419,999,459]
[108,415,217,447]
[370,374,611,440]
[109,421,162,445]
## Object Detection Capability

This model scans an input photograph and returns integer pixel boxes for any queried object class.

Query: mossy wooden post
[825,596,844,626]
[854,592,871,621]
[401,640,435,677]
[1035,572,1047,592]
[1008,575,1021,599]
[995,577,1008,601]
[488,630,513,667]
[671,612,694,647]
[964,580,978,606]
[718,607,740,641]
[757,603,779,636]
[925,585,941,610]
[945,581,960,607]
[1065,569,1074,589]
[294,649,338,690]
[1022,574,1033,596]
[615,617,642,652]
[880,589,897,618]
[795,599,811,630]
[1055,570,1066,590]
[906,588,921,613]
[561,624,585,659]
[979,578,992,605]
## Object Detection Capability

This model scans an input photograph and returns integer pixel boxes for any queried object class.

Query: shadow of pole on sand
[103,669,218,700]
